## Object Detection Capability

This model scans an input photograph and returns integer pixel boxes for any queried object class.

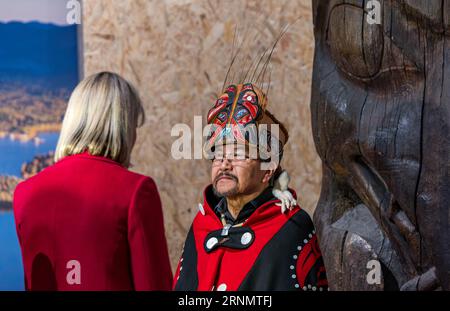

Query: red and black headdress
[203,82,289,162]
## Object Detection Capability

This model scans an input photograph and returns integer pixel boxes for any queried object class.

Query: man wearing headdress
[173,83,327,291]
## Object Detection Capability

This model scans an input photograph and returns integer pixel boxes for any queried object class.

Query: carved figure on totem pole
[311,0,449,290]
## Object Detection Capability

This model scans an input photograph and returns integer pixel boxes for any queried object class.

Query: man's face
[211,144,269,198]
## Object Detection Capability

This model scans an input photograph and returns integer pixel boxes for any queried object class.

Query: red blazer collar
[57,151,123,167]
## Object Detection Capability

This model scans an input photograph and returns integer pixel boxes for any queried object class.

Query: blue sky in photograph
[0,0,71,25]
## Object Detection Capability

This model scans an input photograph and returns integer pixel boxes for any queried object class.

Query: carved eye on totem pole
[325,2,423,92]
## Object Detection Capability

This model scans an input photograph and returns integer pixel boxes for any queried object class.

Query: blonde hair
[55,72,145,167]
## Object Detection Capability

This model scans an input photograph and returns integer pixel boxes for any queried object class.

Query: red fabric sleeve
[128,177,173,290]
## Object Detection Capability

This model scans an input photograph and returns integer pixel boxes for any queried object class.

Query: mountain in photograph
[0,21,79,88]
[0,21,79,140]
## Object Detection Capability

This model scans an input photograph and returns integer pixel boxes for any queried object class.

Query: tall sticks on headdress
[221,20,297,96]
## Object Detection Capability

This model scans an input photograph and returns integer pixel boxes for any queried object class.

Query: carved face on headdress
[203,83,288,161]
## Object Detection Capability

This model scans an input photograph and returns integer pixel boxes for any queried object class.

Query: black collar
[211,186,275,225]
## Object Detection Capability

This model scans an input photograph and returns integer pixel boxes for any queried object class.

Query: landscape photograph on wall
[0,0,80,290]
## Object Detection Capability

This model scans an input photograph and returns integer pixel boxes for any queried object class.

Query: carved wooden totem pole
[311,0,449,290]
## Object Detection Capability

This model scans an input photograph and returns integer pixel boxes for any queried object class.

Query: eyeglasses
[211,153,256,166]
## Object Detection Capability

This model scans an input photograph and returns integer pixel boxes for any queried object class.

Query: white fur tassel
[272,170,297,213]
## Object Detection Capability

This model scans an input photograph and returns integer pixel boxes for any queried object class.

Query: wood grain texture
[312,0,449,290]
[82,0,320,270]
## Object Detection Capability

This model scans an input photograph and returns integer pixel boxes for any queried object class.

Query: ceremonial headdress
[203,82,288,164]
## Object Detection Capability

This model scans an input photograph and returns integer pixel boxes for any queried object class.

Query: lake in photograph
[0,131,59,290]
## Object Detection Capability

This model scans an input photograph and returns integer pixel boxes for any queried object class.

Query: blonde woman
[13,72,172,291]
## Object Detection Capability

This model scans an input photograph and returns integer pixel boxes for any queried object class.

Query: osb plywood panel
[83,0,320,270]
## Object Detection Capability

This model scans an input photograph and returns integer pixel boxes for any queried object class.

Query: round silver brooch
[206,237,218,249]
[241,232,253,245]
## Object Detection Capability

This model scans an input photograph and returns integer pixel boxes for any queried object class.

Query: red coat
[13,152,173,291]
